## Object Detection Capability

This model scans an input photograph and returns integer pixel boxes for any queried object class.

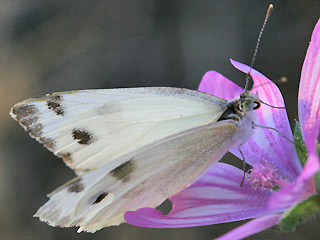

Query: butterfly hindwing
[34,120,239,232]
[10,88,228,175]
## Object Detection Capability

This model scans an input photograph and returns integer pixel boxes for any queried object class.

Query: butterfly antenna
[260,99,285,109]
[244,4,273,92]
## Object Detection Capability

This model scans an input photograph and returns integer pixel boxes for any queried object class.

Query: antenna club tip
[267,4,274,15]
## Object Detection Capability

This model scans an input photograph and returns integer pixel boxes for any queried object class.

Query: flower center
[246,162,282,191]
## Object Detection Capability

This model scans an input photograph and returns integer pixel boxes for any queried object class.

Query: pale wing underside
[10,88,227,174]
[34,120,238,232]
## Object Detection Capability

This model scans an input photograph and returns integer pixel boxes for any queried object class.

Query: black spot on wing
[11,103,58,151]
[111,159,135,183]
[11,104,45,140]
[39,137,56,150]
[93,192,109,204]
[68,178,84,193]
[57,152,72,165]
[27,123,43,138]
[72,128,94,145]
[20,116,39,127]
[46,95,64,116]
[11,104,38,121]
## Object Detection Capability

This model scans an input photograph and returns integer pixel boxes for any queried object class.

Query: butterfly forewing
[10,88,227,174]
[34,120,238,232]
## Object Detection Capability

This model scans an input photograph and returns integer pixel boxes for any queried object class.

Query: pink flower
[124,19,320,239]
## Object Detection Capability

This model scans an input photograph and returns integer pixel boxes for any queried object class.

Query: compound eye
[253,101,261,110]
[237,102,243,111]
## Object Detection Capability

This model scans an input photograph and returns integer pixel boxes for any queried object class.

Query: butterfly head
[239,92,261,112]
[217,92,261,122]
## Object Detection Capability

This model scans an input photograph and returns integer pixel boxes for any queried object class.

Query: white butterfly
[10,87,261,232]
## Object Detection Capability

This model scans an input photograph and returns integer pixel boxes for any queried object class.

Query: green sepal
[294,122,320,192]
[316,172,320,193]
[279,194,320,232]
[294,121,308,167]
[317,146,320,192]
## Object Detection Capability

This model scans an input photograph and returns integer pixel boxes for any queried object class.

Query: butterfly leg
[238,145,246,187]
[253,123,303,151]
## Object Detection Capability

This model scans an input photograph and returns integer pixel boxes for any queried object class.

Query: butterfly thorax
[218,92,261,122]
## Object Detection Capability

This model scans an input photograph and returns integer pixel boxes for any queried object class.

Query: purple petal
[268,176,316,209]
[125,163,283,228]
[299,153,320,182]
[198,70,243,100]
[230,59,302,181]
[230,59,266,78]
[214,214,281,240]
[298,19,320,179]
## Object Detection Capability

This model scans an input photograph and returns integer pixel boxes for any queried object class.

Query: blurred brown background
[1,0,319,239]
